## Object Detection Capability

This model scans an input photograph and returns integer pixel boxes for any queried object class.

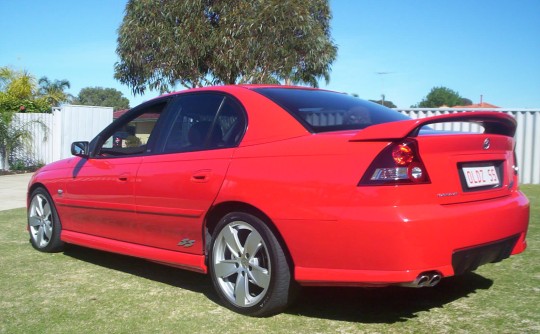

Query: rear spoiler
[350,112,516,142]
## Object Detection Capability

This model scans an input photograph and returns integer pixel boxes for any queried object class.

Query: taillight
[392,144,414,165]
[359,139,430,185]
[512,150,519,176]
[511,149,519,190]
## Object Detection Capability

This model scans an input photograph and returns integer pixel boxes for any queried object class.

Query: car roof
[151,84,331,101]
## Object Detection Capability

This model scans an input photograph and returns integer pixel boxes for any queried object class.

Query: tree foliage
[38,77,72,107]
[73,87,130,111]
[416,86,469,108]
[115,0,338,94]
[0,67,51,113]
[369,99,397,108]
[0,94,51,114]
[2,68,37,100]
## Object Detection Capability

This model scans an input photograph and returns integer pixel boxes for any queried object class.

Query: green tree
[0,67,13,91]
[38,77,72,107]
[73,87,130,111]
[369,99,397,108]
[0,93,50,114]
[0,67,51,113]
[416,86,468,108]
[115,0,338,94]
[2,68,37,100]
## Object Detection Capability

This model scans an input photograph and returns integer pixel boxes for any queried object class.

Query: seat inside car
[188,121,223,149]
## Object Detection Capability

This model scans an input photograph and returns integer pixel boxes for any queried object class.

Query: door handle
[118,173,129,182]
[191,170,212,183]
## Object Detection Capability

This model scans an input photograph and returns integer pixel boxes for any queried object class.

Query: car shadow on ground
[63,245,220,303]
[63,245,493,323]
[288,273,493,322]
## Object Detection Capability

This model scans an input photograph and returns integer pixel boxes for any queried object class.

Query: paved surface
[0,173,33,211]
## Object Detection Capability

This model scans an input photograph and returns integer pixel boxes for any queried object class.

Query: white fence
[1,105,112,170]
[397,108,540,185]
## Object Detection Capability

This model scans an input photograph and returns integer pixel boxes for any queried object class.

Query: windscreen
[253,87,410,133]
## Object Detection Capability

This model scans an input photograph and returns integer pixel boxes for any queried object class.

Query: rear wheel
[209,212,295,316]
[28,188,64,252]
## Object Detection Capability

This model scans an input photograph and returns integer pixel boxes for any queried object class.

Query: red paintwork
[28,85,530,286]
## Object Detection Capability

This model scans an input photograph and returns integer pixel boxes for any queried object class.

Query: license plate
[462,165,500,188]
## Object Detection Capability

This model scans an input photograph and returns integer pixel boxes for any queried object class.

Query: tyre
[209,212,296,316]
[28,187,65,252]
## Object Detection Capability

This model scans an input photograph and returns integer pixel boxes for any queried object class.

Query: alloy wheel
[212,220,271,308]
[29,193,54,248]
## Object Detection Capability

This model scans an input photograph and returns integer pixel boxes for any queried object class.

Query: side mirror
[71,141,89,157]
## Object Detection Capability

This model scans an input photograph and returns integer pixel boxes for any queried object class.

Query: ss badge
[178,238,195,247]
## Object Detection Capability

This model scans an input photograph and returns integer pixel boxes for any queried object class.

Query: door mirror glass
[71,141,89,157]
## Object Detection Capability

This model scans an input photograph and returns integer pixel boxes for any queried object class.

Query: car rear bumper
[276,191,529,286]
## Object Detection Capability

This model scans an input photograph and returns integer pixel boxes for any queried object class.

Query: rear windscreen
[253,87,410,133]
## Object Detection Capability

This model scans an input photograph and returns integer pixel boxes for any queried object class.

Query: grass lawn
[1,186,538,333]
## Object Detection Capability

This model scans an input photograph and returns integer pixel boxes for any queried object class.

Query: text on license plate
[462,166,500,188]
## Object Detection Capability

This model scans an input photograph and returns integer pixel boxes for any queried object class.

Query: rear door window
[159,93,246,153]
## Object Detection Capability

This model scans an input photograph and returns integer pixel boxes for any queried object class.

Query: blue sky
[1,0,539,108]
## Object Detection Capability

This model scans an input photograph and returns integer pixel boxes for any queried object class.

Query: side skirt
[61,230,207,274]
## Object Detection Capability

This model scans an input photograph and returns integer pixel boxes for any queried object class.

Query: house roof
[113,109,129,118]
[113,109,159,121]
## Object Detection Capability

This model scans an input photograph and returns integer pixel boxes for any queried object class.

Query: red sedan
[27,85,529,316]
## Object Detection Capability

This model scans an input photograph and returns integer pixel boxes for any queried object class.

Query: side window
[98,102,167,157]
[162,93,245,153]
[216,98,246,147]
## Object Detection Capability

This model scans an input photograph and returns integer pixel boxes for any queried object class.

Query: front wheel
[209,212,296,316]
[28,188,64,252]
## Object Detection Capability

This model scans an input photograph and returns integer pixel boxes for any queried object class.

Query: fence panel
[1,105,112,170]
[51,105,113,162]
[0,113,54,170]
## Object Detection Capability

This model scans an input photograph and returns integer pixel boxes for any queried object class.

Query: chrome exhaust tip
[428,274,442,287]
[400,271,443,288]
[417,275,430,287]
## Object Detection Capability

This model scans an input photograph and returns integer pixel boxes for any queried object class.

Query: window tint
[252,88,410,133]
[161,93,246,153]
[98,102,167,156]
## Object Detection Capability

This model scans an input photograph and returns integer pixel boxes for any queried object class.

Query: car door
[61,99,170,242]
[134,93,246,254]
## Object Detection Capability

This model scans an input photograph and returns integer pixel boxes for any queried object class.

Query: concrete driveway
[0,173,32,211]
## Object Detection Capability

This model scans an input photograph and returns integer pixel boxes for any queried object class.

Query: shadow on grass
[63,245,220,304]
[63,245,493,323]
[288,274,493,322]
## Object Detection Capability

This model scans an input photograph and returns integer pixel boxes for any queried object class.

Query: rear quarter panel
[215,132,389,221]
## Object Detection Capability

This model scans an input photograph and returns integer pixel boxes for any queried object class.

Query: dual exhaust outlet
[400,271,442,288]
